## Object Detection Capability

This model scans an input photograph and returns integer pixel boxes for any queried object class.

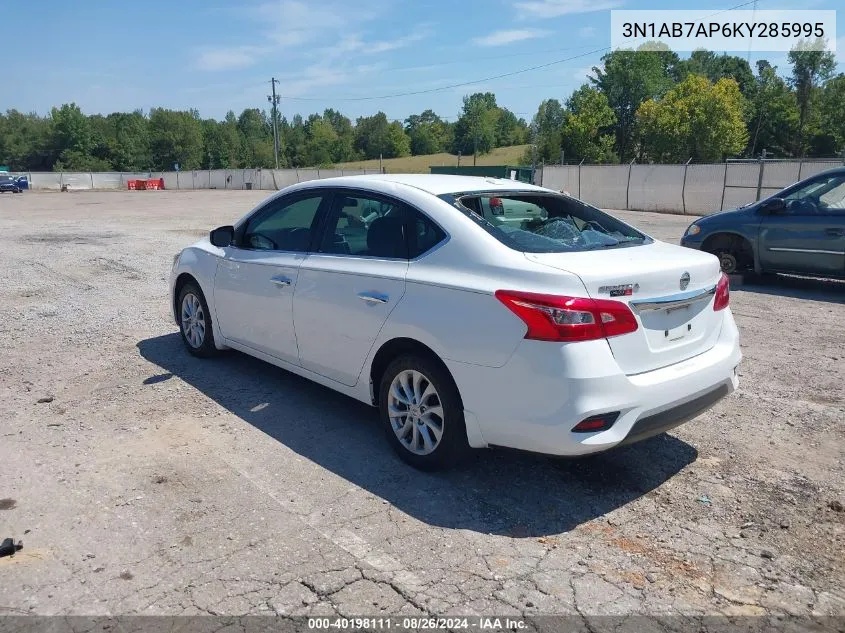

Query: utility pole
[267,78,280,169]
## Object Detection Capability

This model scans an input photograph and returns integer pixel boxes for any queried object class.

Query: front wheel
[177,283,218,358]
[716,250,739,275]
[378,355,468,471]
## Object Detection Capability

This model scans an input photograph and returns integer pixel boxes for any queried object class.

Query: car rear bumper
[447,309,741,456]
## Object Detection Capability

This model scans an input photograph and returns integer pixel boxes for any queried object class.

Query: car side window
[407,208,446,258]
[242,195,325,251]
[320,194,409,259]
[782,176,845,216]
[817,179,845,212]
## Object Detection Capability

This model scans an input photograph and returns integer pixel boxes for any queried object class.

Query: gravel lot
[0,190,843,621]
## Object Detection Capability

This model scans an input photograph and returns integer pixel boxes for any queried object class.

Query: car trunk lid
[526,241,724,375]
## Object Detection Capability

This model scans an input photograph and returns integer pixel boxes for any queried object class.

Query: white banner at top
[610,10,837,52]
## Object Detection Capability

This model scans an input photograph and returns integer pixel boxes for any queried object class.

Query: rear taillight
[489,197,504,215]
[495,290,638,342]
[714,273,730,311]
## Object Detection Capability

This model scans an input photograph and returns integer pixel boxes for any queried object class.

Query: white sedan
[170,174,741,470]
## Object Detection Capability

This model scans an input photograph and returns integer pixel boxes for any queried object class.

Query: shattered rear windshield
[440,191,651,253]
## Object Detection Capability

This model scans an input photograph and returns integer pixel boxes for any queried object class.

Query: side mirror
[210,225,235,247]
[760,198,786,214]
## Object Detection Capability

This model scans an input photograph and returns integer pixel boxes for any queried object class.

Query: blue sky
[2,0,842,123]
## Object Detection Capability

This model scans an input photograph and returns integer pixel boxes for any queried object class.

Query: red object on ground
[127,178,163,191]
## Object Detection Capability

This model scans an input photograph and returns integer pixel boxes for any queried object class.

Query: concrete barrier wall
[17,161,841,217]
[539,159,843,215]
[580,165,629,209]
[628,164,685,213]
[683,164,726,215]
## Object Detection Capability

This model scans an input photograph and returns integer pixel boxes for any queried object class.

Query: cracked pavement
[0,191,843,620]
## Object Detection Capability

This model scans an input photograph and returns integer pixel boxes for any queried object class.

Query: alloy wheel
[180,292,206,349]
[387,369,444,455]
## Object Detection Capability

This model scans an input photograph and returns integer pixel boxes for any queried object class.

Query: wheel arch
[173,272,202,326]
[368,337,462,408]
[701,231,755,270]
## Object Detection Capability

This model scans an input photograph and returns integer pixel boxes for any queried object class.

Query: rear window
[441,191,651,253]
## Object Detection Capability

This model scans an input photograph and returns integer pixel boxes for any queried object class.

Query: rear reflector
[495,290,638,342]
[572,412,620,433]
[714,273,730,311]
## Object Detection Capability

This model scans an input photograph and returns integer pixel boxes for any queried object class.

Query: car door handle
[270,275,292,287]
[824,228,844,237]
[358,292,389,304]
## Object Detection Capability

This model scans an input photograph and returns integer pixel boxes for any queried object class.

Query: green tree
[322,109,357,163]
[590,47,675,161]
[104,111,152,171]
[526,99,565,163]
[675,50,755,97]
[748,61,800,157]
[788,40,836,156]
[637,75,748,162]
[51,103,111,170]
[405,110,450,156]
[0,110,53,170]
[561,85,617,163]
[148,108,204,170]
[452,92,498,159]
[305,115,339,166]
[281,115,308,167]
[354,112,391,159]
[494,108,528,147]
[819,74,845,154]
[385,120,411,158]
[202,113,241,169]
[237,108,274,167]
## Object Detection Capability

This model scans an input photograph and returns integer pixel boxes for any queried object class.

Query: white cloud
[196,46,268,71]
[514,0,622,19]
[273,63,383,98]
[329,29,432,57]
[196,0,424,73]
[472,29,550,47]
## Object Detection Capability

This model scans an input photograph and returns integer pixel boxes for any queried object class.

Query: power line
[276,46,609,102]
[273,0,764,102]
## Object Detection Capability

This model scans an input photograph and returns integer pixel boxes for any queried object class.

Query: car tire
[378,354,468,471]
[177,283,219,358]
[715,250,739,275]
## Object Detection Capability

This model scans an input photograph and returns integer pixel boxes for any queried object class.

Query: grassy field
[335,144,530,173]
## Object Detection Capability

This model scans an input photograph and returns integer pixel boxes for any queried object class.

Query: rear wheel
[378,354,467,471]
[177,283,218,358]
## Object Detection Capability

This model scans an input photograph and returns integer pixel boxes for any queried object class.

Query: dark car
[681,167,845,279]
[0,176,23,193]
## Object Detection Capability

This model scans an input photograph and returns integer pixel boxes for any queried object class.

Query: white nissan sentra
[170,174,741,470]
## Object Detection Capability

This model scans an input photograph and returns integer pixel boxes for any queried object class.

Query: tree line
[0,94,529,172]
[530,42,843,164]
[1,43,843,172]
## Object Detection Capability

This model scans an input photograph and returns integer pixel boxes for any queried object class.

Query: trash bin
[245,182,253,190]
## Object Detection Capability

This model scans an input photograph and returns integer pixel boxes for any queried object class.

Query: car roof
[294,173,549,196]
